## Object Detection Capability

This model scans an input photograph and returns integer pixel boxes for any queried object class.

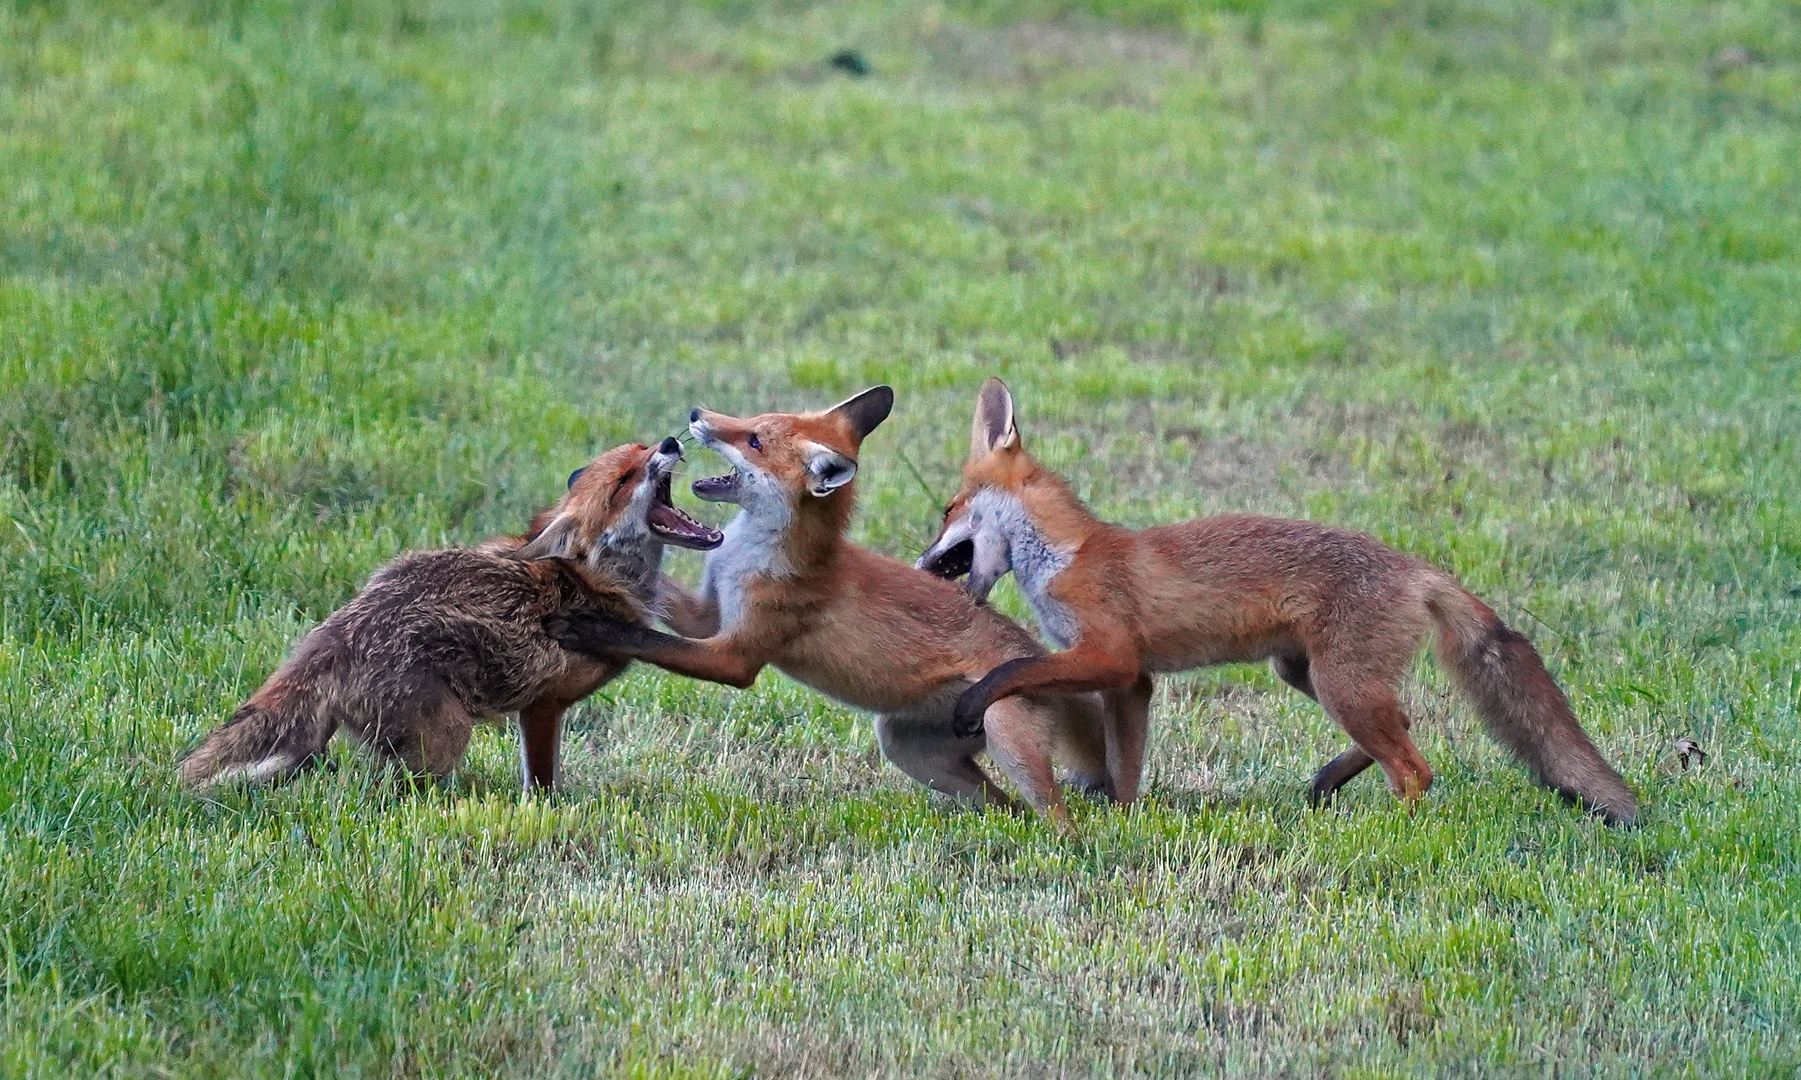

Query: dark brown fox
[178,438,722,790]
[917,378,1638,826]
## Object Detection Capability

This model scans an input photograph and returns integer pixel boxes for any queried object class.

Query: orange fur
[918,378,1637,825]
[548,388,1113,832]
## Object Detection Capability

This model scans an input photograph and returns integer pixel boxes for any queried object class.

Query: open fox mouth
[919,538,973,580]
[648,472,723,549]
[691,472,741,504]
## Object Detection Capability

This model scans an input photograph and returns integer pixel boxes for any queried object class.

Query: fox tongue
[648,501,724,550]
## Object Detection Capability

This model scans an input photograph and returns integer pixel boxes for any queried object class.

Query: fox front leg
[545,610,670,659]
[656,573,721,638]
[545,611,766,689]
[953,658,1035,739]
[952,641,1143,738]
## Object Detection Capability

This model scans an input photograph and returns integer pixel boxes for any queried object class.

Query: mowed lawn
[3,0,1799,1075]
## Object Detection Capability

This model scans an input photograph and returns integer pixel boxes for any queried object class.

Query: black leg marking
[952,657,1037,739]
[1308,746,1376,807]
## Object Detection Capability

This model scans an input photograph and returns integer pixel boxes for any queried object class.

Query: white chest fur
[972,490,1079,649]
[703,504,793,634]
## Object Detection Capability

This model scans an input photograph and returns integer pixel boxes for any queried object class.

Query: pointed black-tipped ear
[567,467,587,490]
[828,385,894,441]
[971,376,1018,456]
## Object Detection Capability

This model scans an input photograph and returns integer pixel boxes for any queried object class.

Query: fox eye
[747,433,762,452]
[613,470,635,493]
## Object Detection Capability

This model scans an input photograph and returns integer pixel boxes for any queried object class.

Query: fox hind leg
[359,688,476,780]
[1310,664,1432,804]
[384,716,475,779]
[1041,690,1111,802]
[1278,652,1378,804]
[981,697,1075,835]
[1098,674,1152,805]
[874,713,1021,813]
[1308,747,1376,806]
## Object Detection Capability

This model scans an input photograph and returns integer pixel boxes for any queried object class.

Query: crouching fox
[178,438,722,790]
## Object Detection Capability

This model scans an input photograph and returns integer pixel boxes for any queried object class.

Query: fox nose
[689,409,701,423]
[659,436,681,455]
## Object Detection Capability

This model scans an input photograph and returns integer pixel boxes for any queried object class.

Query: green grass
[3,0,1799,1074]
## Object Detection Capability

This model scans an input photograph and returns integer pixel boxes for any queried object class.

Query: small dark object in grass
[830,50,870,77]
[1674,737,1708,770]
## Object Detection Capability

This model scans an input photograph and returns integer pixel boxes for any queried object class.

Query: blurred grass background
[2,0,1798,1075]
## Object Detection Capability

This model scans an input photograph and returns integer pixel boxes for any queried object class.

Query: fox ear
[514,511,580,560]
[971,376,1018,456]
[803,444,858,496]
[827,385,894,442]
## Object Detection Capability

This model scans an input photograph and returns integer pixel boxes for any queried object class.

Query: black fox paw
[951,691,987,740]
[544,610,635,656]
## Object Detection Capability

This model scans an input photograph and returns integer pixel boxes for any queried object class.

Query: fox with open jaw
[548,388,1118,834]
[557,383,1636,828]
[180,438,723,791]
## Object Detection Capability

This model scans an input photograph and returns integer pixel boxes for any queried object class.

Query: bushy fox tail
[178,676,336,788]
[1426,584,1637,826]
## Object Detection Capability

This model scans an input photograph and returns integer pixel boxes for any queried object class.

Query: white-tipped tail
[178,681,336,788]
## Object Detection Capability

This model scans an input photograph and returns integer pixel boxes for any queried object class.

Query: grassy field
[4,0,1799,1074]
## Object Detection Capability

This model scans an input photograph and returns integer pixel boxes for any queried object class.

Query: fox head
[686,386,895,516]
[515,438,723,583]
[917,377,1079,600]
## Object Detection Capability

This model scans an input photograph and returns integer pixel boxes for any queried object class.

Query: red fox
[547,387,1114,832]
[178,438,722,791]
[916,378,1638,826]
